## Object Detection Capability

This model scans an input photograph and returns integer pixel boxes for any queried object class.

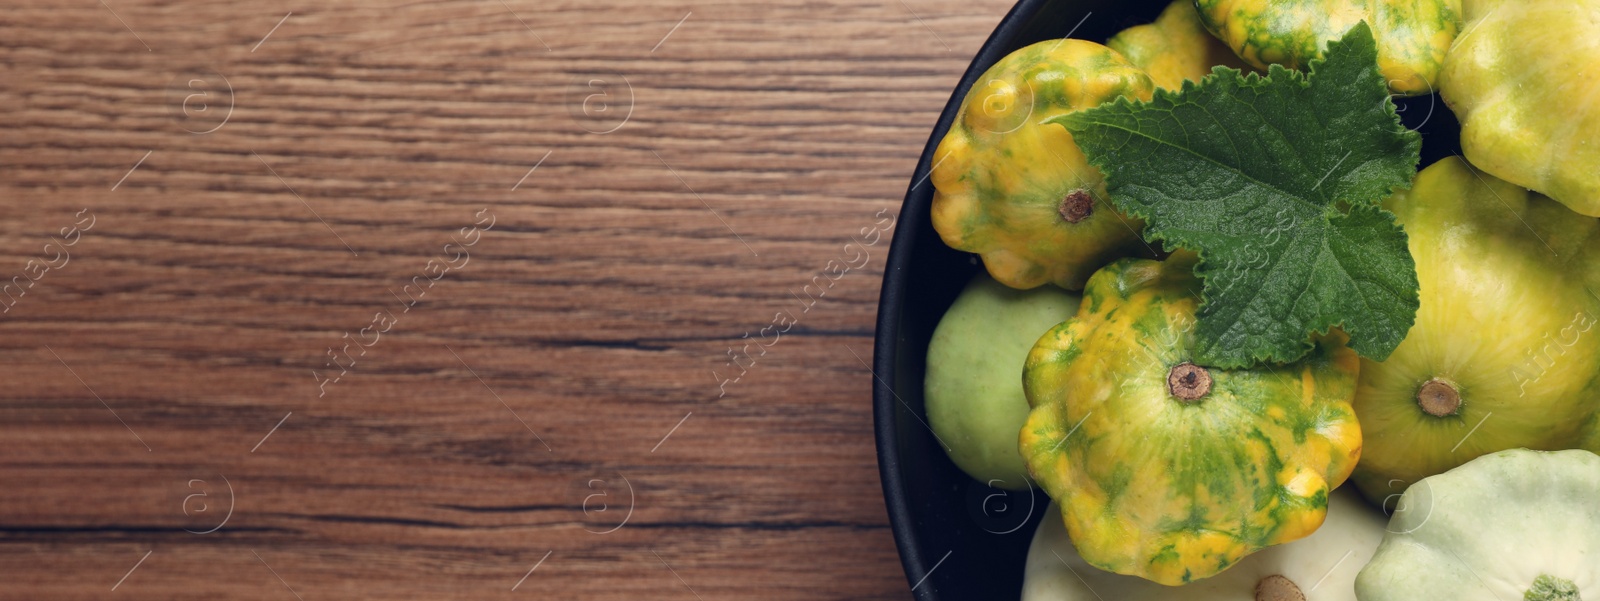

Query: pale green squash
[1356,449,1600,601]
[926,272,1080,490]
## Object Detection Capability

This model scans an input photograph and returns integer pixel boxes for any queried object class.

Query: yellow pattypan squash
[1441,0,1600,216]
[1194,0,1461,95]
[930,39,1156,291]
[1020,253,1363,586]
[1107,0,1251,90]
[1351,157,1600,502]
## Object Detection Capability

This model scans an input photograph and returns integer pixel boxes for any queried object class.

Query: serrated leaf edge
[1049,21,1421,368]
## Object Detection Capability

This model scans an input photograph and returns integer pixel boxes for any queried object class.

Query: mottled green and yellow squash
[1020,254,1362,586]
[1351,157,1600,502]
[1440,0,1600,216]
[1107,0,1251,90]
[930,40,1156,291]
[1194,0,1461,95]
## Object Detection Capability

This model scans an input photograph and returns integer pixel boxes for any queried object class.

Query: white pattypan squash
[1023,487,1384,600]
[1356,448,1600,601]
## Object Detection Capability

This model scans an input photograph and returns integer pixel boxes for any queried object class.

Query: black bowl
[871,1,1460,598]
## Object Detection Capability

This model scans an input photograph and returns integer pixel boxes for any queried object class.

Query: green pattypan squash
[1194,0,1461,95]
[1440,0,1600,216]
[1024,488,1384,601]
[1356,448,1600,601]
[1020,253,1364,586]
[1351,157,1600,503]
[930,40,1156,291]
[926,272,1080,490]
[1107,0,1251,91]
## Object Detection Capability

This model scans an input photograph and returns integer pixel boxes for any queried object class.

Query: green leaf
[1050,22,1420,368]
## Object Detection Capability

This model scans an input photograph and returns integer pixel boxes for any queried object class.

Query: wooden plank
[0,0,1015,598]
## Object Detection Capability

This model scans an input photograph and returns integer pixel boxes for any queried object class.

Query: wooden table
[0,0,1013,598]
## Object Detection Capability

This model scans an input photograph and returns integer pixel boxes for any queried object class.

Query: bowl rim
[872,0,1054,594]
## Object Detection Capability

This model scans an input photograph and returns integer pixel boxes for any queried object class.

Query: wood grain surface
[0,0,1014,598]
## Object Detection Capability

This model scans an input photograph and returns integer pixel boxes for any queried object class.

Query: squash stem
[1254,574,1305,601]
[1058,189,1094,223]
[1525,573,1580,601]
[1416,378,1461,417]
[1167,362,1211,402]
